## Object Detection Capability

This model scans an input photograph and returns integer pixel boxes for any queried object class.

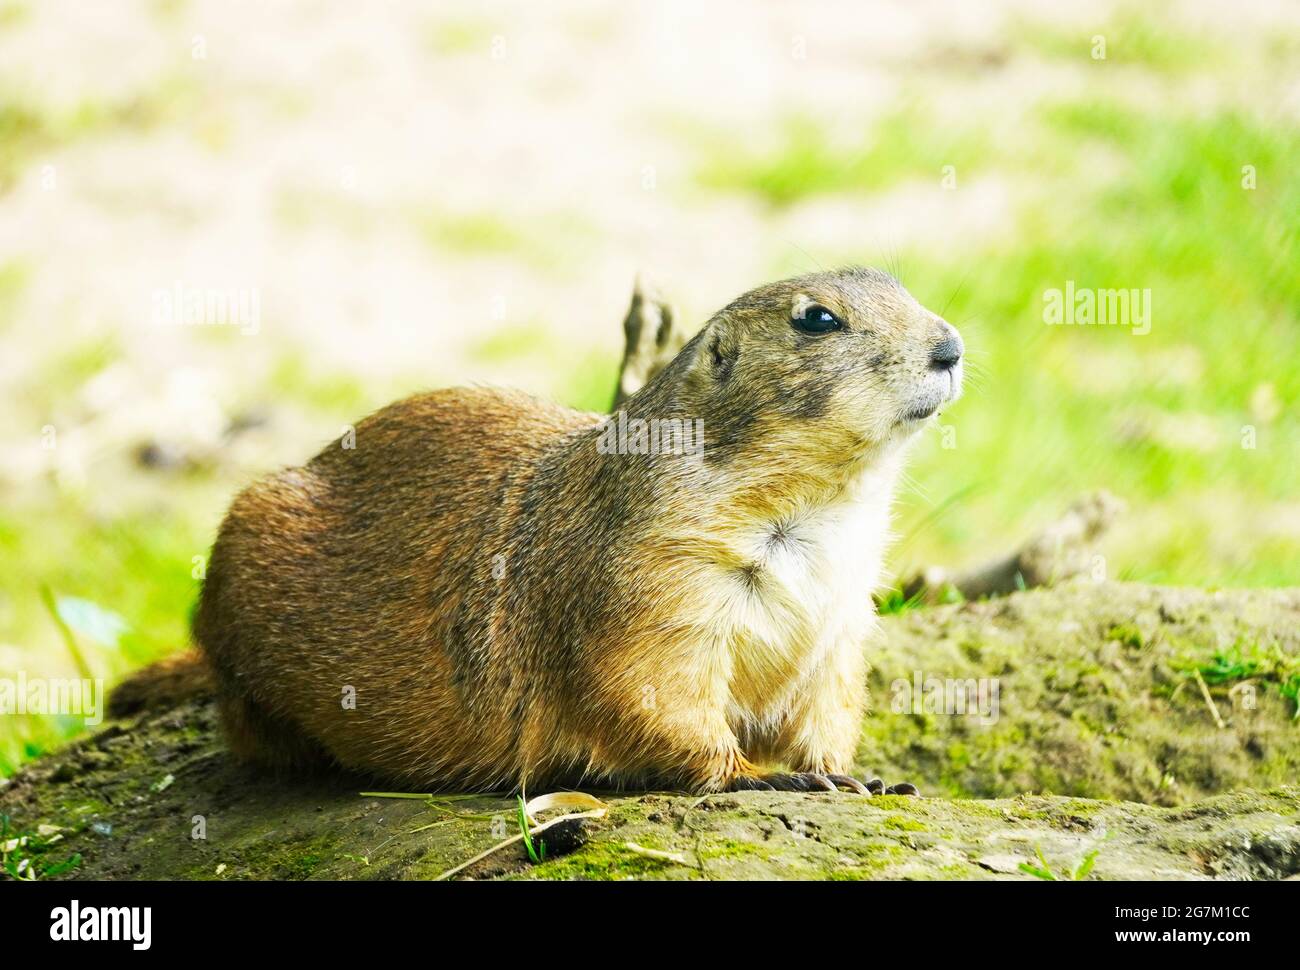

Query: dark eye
[792,304,842,335]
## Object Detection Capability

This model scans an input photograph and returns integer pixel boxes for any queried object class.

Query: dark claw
[884,782,921,797]
[732,772,895,795]
[802,773,838,792]
[826,774,872,795]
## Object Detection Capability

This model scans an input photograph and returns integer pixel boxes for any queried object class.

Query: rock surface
[862,581,1300,804]
[2,581,1297,880]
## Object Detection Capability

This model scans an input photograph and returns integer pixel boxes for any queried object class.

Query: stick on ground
[611,276,685,409]
[901,490,1126,602]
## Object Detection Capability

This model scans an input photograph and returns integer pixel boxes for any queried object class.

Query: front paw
[727,771,838,793]
[727,771,922,796]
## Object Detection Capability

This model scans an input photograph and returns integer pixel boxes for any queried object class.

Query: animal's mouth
[900,363,963,424]
[902,396,943,422]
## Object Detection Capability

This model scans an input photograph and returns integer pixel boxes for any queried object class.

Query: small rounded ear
[707,330,737,383]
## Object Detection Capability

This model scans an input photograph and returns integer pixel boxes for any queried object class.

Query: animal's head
[663,267,963,470]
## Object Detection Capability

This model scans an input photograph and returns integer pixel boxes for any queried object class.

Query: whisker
[786,241,826,274]
[940,269,973,318]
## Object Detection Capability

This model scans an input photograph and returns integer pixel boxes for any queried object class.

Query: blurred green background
[1,0,1297,775]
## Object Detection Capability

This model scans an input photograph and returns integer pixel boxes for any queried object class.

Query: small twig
[612,275,684,408]
[39,585,95,683]
[898,490,1125,603]
[622,841,691,867]
[1193,668,1226,729]
[407,819,456,834]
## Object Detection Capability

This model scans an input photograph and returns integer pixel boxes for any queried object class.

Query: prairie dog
[136,268,964,795]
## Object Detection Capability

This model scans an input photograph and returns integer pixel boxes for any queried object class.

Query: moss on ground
[859,582,1300,805]
[1,583,1297,880]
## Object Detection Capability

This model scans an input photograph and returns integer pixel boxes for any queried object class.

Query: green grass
[1175,641,1300,719]
[415,209,591,271]
[1019,842,1102,881]
[1013,7,1228,73]
[269,355,373,417]
[467,320,617,413]
[0,500,210,775]
[469,323,555,364]
[0,812,83,881]
[723,95,1299,587]
[697,107,998,207]
[0,77,198,192]
[921,102,1292,580]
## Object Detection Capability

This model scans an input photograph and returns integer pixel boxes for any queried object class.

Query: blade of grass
[39,584,94,682]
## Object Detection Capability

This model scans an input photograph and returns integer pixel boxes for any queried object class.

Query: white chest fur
[713,462,900,725]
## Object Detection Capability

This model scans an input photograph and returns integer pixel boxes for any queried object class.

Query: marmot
[114,267,963,795]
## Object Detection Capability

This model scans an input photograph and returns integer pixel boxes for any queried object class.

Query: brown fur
[112,267,961,793]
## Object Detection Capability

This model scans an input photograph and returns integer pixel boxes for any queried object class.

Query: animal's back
[193,385,599,785]
[129,267,960,798]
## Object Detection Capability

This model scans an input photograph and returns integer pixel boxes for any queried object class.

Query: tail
[108,649,214,718]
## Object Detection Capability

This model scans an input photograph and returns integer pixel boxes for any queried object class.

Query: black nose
[930,328,964,371]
